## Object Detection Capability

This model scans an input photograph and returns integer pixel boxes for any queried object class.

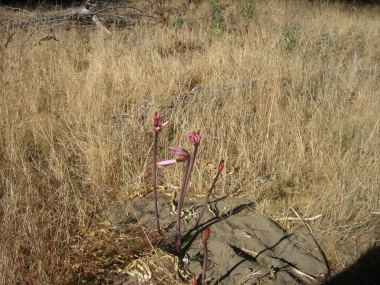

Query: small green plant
[315,31,332,49]
[211,12,225,39]
[239,0,258,20]
[169,16,184,28]
[176,16,184,28]
[193,35,203,56]
[357,39,365,50]
[279,22,300,51]
[210,0,219,11]
[210,0,225,39]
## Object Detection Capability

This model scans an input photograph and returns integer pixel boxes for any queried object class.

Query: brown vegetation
[0,0,379,284]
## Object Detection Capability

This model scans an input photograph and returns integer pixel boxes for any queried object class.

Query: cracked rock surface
[97,192,326,285]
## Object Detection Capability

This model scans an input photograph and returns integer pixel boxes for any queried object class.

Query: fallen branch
[54,6,112,34]
[1,4,155,31]
[91,14,112,34]
[92,5,153,18]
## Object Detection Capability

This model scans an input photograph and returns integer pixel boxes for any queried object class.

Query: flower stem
[202,240,208,285]
[152,131,161,235]
[180,144,199,209]
[175,159,190,253]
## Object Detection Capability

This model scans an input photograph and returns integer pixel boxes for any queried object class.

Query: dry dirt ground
[96,193,328,285]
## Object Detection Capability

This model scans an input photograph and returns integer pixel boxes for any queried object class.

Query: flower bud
[202,227,211,243]
[218,160,225,173]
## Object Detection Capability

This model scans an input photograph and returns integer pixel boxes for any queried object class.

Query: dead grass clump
[65,224,161,285]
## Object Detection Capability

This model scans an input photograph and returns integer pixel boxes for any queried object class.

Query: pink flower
[168,146,190,158]
[186,130,201,146]
[156,159,177,168]
[152,111,169,133]
[156,146,190,168]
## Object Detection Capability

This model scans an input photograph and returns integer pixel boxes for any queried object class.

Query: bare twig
[4,32,16,49]
[292,268,321,283]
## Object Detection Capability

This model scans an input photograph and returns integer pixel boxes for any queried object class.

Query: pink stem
[180,144,199,209]
[202,240,208,285]
[152,131,161,235]
[175,159,190,253]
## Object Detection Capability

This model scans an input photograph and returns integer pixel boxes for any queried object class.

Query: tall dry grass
[0,0,379,283]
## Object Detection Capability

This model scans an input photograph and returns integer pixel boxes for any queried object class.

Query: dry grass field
[0,0,379,284]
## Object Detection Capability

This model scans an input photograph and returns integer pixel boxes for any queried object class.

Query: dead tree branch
[1,3,161,31]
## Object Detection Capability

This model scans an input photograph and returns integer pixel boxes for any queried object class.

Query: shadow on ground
[326,245,380,285]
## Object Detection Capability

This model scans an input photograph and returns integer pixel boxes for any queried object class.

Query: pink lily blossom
[156,146,190,168]
[152,111,169,133]
[168,146,190,158]
[186,130,201,146]
[156,159,177,168]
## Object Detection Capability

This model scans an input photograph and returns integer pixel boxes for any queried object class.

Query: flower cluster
[152,112,223,255]
[186,130,201,146]
[152,111,169,133]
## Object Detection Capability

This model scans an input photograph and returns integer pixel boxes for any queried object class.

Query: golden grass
[0,0,379,283]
